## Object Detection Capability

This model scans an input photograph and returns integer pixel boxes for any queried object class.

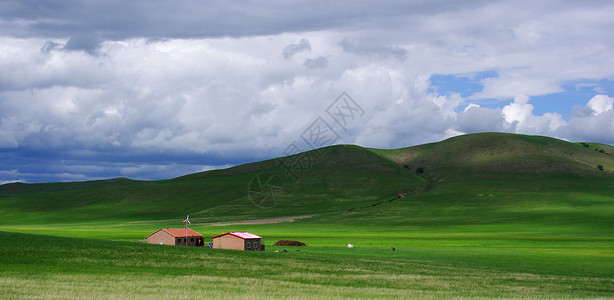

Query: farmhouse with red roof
[212,232,264,251]
[147,228,204,246]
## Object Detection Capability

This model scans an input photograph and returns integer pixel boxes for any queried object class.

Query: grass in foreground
[1,231,613,299]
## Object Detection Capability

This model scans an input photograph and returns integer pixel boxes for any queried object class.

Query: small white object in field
[348,243,354,248]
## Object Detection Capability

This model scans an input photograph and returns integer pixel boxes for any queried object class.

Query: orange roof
[148,227,202,238]
[212,232,262,239]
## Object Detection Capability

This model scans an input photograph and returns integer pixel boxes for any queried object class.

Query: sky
[1,0,614,184]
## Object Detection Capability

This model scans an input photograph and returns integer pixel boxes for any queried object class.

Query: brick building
[211,232,264,251]
[147,228,204,246]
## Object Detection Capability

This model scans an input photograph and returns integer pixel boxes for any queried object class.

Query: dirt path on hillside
[208,214,318,226]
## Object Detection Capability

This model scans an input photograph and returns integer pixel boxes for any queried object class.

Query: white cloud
[557,110,614,144]
[120,163,232,179]
[0,180,24,185]
[2,1,614,182]
[473,76,565,100]
[587,94,614,115]
[542,112,566,132]
[502,95,533,124]
[497,94,566,135]
[457,105,510,133]
[511,20,543,46]
[455,95,612,144]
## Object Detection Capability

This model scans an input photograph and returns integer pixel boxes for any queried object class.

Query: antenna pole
[182,214,192,246]
[185,215,188,246]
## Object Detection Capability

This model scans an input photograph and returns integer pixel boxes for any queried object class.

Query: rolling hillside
[0,144,426,225]
[0,132,613,228]
[371,132,614,179]
[354,133,614,231]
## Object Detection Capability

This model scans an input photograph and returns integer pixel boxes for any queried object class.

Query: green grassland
[1,231,612,299]
[1,132,614,298]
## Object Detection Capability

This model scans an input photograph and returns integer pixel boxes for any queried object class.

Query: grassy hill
[0,144,427,226]
[353,133,614,232]
[1,132,613,228]
[371,132,614,179]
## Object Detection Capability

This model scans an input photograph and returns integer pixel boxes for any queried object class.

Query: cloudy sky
[1,0,614,183]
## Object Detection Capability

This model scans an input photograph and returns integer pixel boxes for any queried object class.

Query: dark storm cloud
[0,0,492,41]
[304,56,328,68]
[62,35,102,55]
[340,39,407,61]
[283,39,311,59]
[0,146,243,183]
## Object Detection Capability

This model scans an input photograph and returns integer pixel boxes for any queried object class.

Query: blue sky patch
[430,72,614,120]
[429,70,498,98]
[530,80,614,119]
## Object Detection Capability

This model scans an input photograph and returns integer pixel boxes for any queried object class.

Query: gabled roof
[148,228,202,238]
[212,232,262,239]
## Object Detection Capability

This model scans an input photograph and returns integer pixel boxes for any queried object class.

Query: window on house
[246,240,252,248]
[254,240,259,249]
[177,238,182,243]
[190,238,194,242]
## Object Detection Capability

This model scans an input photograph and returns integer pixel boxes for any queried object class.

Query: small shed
[147,227,204,246]
[212,232,264,251]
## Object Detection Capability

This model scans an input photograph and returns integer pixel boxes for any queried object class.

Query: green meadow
[1,133,614,298]
[1,229,612,299]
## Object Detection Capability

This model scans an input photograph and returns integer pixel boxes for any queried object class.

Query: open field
[1,133,614,298]
[1,229,613,299]
[2,202,613,298]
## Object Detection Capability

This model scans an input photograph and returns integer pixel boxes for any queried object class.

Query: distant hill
[371,132,614,179]
[1,132,613,226]
[0,144,425,225]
